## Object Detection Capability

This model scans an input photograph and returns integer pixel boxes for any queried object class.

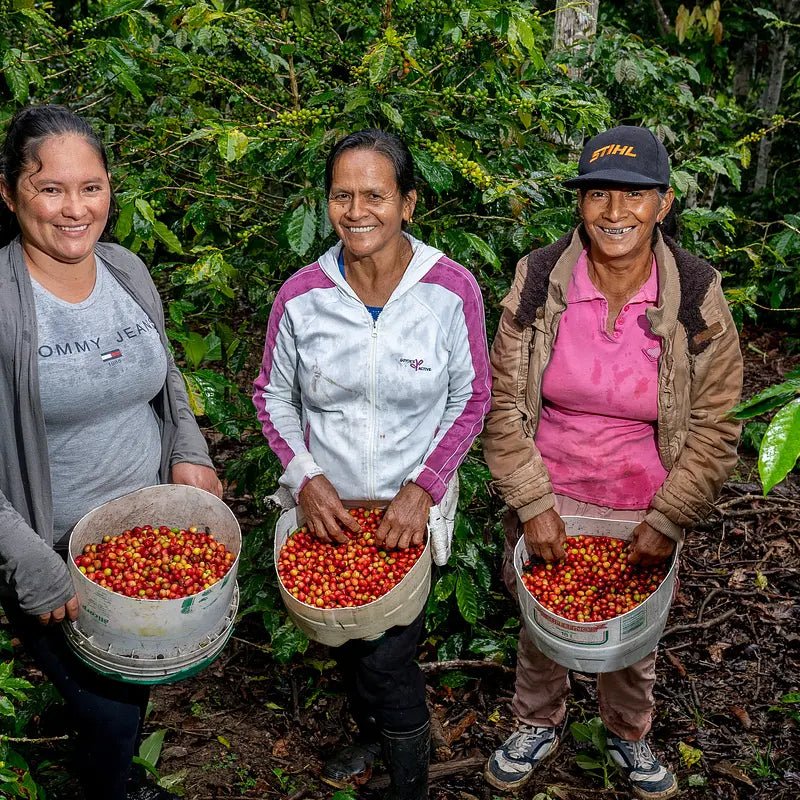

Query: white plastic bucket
[64,485,241,684]
[514,516,677,673]
[274,503,431,647]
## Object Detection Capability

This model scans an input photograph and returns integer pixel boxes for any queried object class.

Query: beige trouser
[502,496,660,742]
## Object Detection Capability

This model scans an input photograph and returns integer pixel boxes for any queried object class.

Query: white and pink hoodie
[253,235,491,505]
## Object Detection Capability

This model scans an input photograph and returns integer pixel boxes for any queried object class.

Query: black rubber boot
[380,721,430,800]
[321,740,382,788]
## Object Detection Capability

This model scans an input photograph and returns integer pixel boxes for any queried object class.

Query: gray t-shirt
[33,258,168,544]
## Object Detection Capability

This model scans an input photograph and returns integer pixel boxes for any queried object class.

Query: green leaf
[461,232,501,269]
[271,622,309,663]
[138,729,167,767]
[379,101,404,130]
[759,397,800,494]
[455,572,478,623]
[413,148,454,193]
[153,221,183,254]
[286,202,317,258]
[678,741,703,768]
[218,128,250,163]
[731,379,800,418]
[434,570,457,601]
[115,202,135,241]
[182,332,208,370]
[575,754,602,770]
[3,49,29,103]
[0,695,15,717]
[134,198,156,224]
[366,41,394,85]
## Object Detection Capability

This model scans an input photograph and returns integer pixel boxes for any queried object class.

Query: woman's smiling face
[0,133,110,269]
[327,148,416,262]
[579,186,673,264]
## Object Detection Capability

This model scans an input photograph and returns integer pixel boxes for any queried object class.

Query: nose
[60,189,87,220]
[344,194,366,220]
[605,192,627,222]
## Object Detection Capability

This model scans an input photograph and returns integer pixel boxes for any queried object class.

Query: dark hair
[324,129,416,199]
[0,104,116,247]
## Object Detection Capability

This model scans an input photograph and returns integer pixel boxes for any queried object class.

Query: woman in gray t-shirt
[0,105,221,800]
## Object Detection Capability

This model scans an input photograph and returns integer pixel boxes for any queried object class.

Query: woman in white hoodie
[253,130,491,799]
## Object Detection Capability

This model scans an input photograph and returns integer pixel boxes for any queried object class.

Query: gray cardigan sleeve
[0,493,74,615]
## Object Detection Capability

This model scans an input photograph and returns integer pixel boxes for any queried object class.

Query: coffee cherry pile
[522,535,668,623]
[74,525,235,600]
[277,508,424,609]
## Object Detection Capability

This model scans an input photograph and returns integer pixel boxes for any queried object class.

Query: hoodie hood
[317,233,445,306]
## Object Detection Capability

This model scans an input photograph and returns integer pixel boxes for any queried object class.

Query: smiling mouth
[599,226,635,235]
[55,224,90,232]
[346,226,377,234]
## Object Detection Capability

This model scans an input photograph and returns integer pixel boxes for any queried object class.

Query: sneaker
[484,725,559,790]
[321,741,382,788]
[607,736,678,799]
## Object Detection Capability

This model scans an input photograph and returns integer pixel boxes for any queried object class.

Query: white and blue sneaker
[484,724,559,790]
[607,736,678,799]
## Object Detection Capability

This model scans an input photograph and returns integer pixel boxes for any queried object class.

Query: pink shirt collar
[570,249,658,304]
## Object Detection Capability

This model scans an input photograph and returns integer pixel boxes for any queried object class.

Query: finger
[383,522,401,550]
[396,526,414,550]
[337,509,361,534]
[50,607,65,623]
[322,514,349,544]
[66,597,80,621]
[38,613,51,626]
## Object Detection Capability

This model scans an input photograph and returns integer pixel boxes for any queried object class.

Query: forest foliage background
[0,0,799,793]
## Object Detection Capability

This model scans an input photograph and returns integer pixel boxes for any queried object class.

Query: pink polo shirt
[535,250,668,509]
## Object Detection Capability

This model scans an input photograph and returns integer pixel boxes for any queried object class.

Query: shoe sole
[482,737,560,792]
[320,767,373,790]
[631,781,679,800]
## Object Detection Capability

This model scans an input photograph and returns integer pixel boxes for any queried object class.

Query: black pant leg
[336,610,428,734]
[3,601,149,800]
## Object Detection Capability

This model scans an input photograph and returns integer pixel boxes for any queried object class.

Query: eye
[85,184,103,193]
[330,192,349,202]
[627,190,643,198]
[590,190,607,200]
[40,186,60,194]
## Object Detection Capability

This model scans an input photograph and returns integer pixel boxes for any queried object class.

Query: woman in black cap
[482,125,742,799]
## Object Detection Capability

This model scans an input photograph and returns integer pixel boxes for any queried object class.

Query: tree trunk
[753,0,795,192]
[650,0,673,37]
[552,0,599,78]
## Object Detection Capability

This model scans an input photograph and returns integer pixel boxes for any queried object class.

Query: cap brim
[563,169,668,189]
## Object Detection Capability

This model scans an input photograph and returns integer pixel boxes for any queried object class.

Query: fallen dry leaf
[728,705,753,729]
[708,641,732,663]
[728,568,748,588]
[665,650,687,677]
[271,738,290,758]
[712,760,755,787]
[445,710,477,744]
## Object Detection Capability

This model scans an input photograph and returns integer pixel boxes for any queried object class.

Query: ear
[657,187,675,222]
[402,189,417,223]
[0,177,15,213]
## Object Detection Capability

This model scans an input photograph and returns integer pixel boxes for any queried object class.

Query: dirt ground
[15,326,800,800]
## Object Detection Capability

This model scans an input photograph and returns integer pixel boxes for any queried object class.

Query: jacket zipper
[367,315,379,498]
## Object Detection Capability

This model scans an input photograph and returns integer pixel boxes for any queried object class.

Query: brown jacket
[483,228,743,543]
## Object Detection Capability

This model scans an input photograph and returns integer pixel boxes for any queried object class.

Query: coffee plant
[1,0,798,680]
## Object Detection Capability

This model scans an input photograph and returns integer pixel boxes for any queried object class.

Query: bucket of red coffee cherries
[275,504,431,646]
[66,485,241,684]
[514,516,677,673]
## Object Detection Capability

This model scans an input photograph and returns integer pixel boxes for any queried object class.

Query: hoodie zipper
[366,314,379,498]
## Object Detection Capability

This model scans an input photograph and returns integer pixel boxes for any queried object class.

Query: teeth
[56,224,89,231]
[347,226,376,233]
[600,226,634,235]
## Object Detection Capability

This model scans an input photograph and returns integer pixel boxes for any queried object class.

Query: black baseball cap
[564,125,670,189]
